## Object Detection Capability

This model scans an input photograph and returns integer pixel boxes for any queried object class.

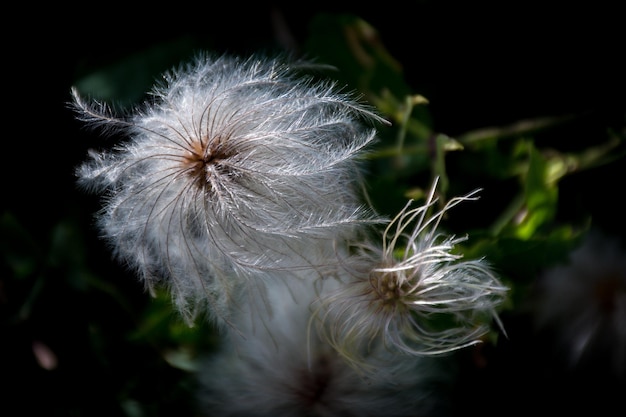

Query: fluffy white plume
[313,178,508,369]
[72,53,385,327]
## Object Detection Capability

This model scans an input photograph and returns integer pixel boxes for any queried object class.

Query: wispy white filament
[314,178,508,368]
[72,53,386,327]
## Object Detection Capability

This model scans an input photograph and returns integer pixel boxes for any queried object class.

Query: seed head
[72,53,385,327]
[314,178,508,368]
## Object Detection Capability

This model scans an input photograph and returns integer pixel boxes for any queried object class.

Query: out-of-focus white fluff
[532,229,626,375]
[196,276,451,417]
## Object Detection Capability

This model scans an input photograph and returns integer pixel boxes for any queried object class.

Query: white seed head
[72,53,385,327]
[314,178,508,369]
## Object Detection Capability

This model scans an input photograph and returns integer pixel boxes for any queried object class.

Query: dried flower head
[197,276,450,417]
[314,178,508,368]
[72,53,385,327]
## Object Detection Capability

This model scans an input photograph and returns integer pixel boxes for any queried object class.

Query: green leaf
[515,142,558,238]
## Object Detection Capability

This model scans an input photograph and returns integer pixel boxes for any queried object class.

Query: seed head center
[182,138,228,187]
[372,269,412,306]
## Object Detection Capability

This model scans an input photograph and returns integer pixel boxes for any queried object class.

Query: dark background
[3,1,625,416]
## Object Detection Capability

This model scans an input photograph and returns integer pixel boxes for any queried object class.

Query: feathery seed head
[72,53,386,327]
[315,178,508,368]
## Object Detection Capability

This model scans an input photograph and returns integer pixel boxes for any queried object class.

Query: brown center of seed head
[182,137,230,188]
[371,268,412,308]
